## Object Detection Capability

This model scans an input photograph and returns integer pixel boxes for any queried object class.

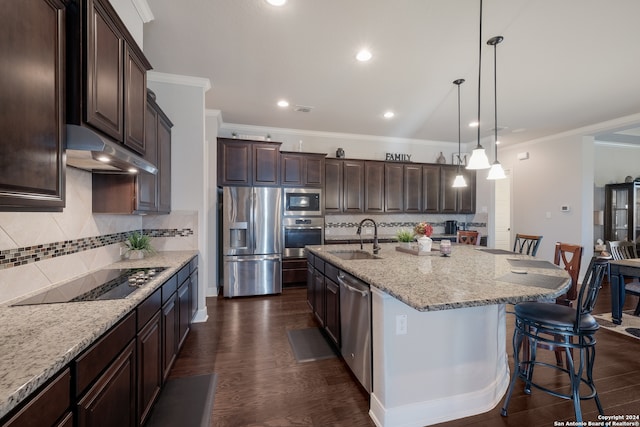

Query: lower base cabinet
[306,254,340,348]
[137,311,162,426]
[77,340,137,427]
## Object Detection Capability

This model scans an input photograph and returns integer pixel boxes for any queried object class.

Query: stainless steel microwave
[283,188,322,216]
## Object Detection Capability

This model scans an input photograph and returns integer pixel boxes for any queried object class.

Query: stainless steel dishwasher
[337,271,372,393]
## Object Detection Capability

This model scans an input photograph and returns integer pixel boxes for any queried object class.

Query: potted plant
[125,232,155,259]
[396,229,414,248]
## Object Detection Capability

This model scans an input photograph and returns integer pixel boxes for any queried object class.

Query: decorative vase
[128,250,145,260]
[399,242,412,249]
[417,235,432,253]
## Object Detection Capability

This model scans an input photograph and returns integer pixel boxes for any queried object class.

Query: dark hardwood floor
[169,280,640,427]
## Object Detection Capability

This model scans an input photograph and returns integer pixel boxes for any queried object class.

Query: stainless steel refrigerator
[222,187,282,297]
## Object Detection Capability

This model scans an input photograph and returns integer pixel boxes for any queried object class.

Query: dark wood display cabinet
[0,0,66,211]
[604,181,640,243]
[217,138,282,186]
[280,152,326,187]
[66,0,152,155]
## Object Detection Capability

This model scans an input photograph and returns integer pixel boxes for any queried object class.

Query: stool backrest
[606,240,638,260]
[457,230,480,245]
[554,242,583,302]
[574,257,609,331]
[513,234,543,256]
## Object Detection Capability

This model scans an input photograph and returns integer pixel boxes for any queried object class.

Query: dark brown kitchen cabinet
[177,279,190,350]
[77,340,136,427]
[306,253,315,310]
[282,258,308,287]
[136,289,162,426]
[422,165,441,213]
[324,159,344,213]
[457,168,476,214]
[189,258,199,321]
[440,165,475,214]
[365,161,385,213]
[162,285,178,382]
[0,0,66,211]
[66,0,152,155]
[156,109,172,213]
[280,152,326,187]
[1,368,71,427]
[306,255,340,348]
[404,164,423,212]
[217,138,282,186]
[323,263,341,347]
[313,262,325,327]
[384,163,404,212]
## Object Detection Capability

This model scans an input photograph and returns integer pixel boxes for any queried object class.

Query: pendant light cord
[476,0,482,149]
[493,36,498,159]
[457,81,462,173]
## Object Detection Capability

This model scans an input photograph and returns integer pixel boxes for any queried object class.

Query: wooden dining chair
[606,240,640,316]
[513,234,542,256]
[457,230,480,246]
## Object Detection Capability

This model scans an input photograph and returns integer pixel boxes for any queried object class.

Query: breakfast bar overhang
[307,243,571,427]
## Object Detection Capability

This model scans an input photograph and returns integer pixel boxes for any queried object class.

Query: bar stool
[513,233,543,256]
[500,256,610,422]
[457,230,480,245]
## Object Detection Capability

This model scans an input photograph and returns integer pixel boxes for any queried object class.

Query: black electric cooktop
[12,267,167,306]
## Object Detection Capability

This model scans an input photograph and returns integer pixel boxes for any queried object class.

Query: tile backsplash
[0,168,198,305]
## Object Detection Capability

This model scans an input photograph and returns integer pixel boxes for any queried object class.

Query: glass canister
[440,239,452,256]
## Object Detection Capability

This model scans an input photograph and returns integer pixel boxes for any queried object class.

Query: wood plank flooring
[169,281,640,427]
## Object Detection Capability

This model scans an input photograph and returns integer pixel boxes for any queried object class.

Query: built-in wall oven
[283,188,322,216]
[282,217,324,259]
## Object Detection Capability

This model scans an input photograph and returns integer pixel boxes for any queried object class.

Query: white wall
[147,72,212,321]
[205,110,222,295]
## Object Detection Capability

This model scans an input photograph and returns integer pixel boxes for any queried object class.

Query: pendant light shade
[452,79,467,188]
[486,35,506,180]
[467,0,491,170]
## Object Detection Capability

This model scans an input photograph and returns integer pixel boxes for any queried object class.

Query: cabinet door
[384,163,404,212]
[306,254,315,310]
[86,0,124,142]
[324,159,343,213]
[217,139,252,185]
[365,161,385,213]
[440,166,458,213]
[304,156,324,187]
[422,165,441,213]
[458,169,476,214]
[157,112,172,213]
[343,160,364,213]
[313,269,325,327]
[77,340,136,427]
[253,144,280,185]
[137,312,162,426]
[177,282,190,350]
[189,269,198,321]
[404,164,423,212]
[0,0,65,211]
[162,293,178,381]
[281,153,304,186]
[123,45,147,154]
[324,278,340,346]
[137,102,159,212]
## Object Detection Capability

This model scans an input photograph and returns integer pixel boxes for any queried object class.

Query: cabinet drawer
[324,263,340,283]
[283,259,307,269]
[314,256,325,273]
[137,288,161,330]
[2,368,70,427]
[177,264,190,286]
[162,274,178,304]
[74,312,136,397]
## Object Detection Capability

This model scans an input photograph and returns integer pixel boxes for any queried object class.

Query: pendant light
[452,79,467,188]
[466,0,491,170]
[486,35,507,180]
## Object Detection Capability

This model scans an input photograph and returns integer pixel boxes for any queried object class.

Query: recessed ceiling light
[356,49,372,62]
[383,111,395,119]
[277,100,289,107]
[266,0,286,6]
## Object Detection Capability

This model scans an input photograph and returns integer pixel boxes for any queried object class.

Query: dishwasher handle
[337,274,369,297]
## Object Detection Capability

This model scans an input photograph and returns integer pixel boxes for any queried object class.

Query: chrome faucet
[356,218,380,254]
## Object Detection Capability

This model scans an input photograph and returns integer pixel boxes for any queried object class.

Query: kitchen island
[0,250,198,423]
[307,243,570,427]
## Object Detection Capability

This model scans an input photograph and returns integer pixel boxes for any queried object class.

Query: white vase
[417,236,432,253]
[128,250,145,260]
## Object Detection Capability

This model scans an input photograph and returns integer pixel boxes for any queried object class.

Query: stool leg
[524,332,538,395]
[501,325,523,417]
[585,339,604,415]
[565,338,583,423]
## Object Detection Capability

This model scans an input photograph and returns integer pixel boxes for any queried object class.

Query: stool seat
[514,302,599,332]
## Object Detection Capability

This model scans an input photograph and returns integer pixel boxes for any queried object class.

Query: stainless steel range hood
[65,125,157,174]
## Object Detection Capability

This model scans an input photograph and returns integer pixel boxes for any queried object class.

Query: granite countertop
[307,243,570,312]
[324,234,459,242]
[0,250,198,420]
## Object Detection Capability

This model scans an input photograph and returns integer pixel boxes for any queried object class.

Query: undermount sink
[328,250,381,260]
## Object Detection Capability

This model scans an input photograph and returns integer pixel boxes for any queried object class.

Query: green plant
[396,229,414,243]
[125,232,155,253]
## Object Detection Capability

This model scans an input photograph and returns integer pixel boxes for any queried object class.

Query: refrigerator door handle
[224,254,281,262]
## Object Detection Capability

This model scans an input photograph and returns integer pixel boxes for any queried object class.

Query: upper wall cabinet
[66,0,152,155]
[280,152,326,188]
[0,0,66,211]
[440,165,476,214]
[217,138,282,186]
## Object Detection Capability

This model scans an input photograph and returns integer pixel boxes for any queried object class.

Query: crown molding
[147,71,212,92]
[132,0,154,23]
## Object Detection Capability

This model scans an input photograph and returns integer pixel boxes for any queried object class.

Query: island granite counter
[307,243,570,427]
[0,250,198,422]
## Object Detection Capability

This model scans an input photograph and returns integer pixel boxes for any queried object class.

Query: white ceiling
[142,0,640,147]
